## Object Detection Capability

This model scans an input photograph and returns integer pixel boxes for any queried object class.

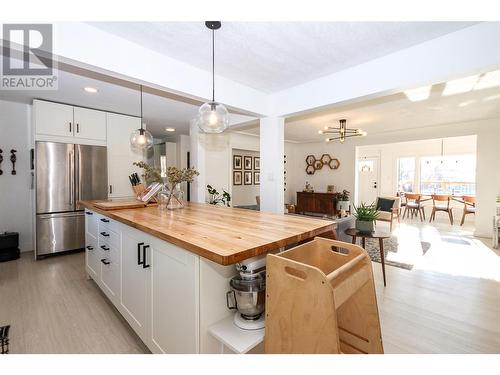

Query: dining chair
[403,193,425,221]
[429,194,453,224]
[460,195,476,226]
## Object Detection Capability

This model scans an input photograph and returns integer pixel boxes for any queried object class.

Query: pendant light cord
[140,85,144,131]
[212,28,215,102]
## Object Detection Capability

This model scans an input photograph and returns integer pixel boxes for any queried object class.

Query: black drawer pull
[101,259,110,265]
[143,245,150,269]
[100,218,109,223]
[86,245,93,250]
[85,211,93,216]
[100,232,110,237]
[100,245,110,251]
[137,242,144,265]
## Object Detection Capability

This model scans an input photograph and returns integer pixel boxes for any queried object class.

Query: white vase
[337,200,350,211]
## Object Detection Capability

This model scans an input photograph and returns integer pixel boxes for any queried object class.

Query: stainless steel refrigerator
[35,141,108,258]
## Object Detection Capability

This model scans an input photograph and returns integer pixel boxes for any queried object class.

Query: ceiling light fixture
[165,127,176,132]
[319,119,367,143]
[196,21,229,134]
[83,87,98,93]
[129,85,153,151]
[404,85,431,102]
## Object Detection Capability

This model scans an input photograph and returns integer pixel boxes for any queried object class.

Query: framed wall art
[244,171,252,185]
[253,156,260,170]
[244,156,253,170]
[233,171,242,185]
[253,171,260,185]
[233,155,242,170]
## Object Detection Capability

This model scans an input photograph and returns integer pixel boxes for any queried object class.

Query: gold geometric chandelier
[318,119,367,143]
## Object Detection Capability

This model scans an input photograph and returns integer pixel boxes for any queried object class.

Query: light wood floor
[0,251,148,354]
[1,219,500,353]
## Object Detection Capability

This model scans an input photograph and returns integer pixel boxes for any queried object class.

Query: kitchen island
[80,200,335,354]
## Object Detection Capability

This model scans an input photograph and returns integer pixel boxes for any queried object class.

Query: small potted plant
[353,202,379,232]
[334,189,351,211]
[207,185,231,207]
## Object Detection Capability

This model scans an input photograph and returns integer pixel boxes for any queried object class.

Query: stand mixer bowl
[226,273,266,320]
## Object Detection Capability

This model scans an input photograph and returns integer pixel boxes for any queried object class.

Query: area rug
[363,237,431,270]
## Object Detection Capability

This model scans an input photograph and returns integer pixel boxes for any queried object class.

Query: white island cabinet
[85,209,223,353]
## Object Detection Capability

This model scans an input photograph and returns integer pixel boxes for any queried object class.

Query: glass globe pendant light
[130,85,154,151]
[197,21,229,133]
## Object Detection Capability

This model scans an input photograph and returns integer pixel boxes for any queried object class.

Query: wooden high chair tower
[265,237,384,354]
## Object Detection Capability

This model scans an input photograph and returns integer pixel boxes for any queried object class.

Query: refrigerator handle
[69,149,74,207]
[75,147,81,204]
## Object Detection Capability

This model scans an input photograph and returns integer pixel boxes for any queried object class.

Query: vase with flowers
[164,166,199,210]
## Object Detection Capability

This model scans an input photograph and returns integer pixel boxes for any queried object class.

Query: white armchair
[375,196,401,232]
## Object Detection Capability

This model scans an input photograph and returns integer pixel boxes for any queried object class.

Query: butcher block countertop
[80,200,335,265]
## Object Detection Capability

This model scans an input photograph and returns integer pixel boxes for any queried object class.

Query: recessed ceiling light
[165,127,176,132]
[84,87,98,93]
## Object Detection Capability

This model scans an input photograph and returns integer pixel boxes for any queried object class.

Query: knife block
[265,237,384,354]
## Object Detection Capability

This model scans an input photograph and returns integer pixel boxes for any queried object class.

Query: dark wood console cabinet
[296,192,336,216]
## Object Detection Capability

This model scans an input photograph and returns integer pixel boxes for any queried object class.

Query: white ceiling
[0,68,256,137]
[89,22,477,93]
[239,69,500,142]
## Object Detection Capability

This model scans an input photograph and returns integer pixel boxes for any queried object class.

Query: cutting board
[93,200,148,210]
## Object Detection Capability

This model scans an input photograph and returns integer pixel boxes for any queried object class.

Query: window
[397,157,416,193]
[420,155,476,195]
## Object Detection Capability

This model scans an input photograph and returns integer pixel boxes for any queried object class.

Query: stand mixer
[226,256,266,330]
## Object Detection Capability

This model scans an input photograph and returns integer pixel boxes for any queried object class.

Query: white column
[189,120,206,203]
[259,117,285,213]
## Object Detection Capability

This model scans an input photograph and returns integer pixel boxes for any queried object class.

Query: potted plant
[334,189,350,211]
[207,185,231,207]
[353,202,379,232]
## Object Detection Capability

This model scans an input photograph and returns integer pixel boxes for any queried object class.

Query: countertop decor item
[133,161,162,185]
[207,184,231,206]
[129,85,153,151]
[196,21,229,133]
[265,237,383,353]
[319,119,367,143]
[164,166,199,209]
[353,202,379,233]
[333,189,350,211]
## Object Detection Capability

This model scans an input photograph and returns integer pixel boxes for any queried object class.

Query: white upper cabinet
[106,112,144,198]
[74,106,106,141]
[34,100,74,138]
[34,100,107,143]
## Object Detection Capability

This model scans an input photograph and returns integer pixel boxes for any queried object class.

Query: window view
[397,154,476,194]
[397,157,416,192]
[420,155,476,195]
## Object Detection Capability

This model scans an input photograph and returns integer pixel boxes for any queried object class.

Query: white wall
[0,100,33,252]
[287,118,500,238]
[231,149,260,206]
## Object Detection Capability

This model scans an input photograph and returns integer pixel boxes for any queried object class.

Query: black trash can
[0,232,20,262]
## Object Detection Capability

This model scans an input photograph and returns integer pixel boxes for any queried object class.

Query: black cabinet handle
[86,245,93,250]
[69,122,72,133]
[85,211,93,216]
[137,242,144,265]
[100,245,110,251]
[76,123,79,133]
[142,245,150,269]
[100,259,110,265]
[100,218,109,223]
[100,232,110,237]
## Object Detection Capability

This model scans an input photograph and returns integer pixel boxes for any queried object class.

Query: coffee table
[344,228,391,287]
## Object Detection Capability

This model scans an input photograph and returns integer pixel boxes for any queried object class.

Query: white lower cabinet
[120,228,151,343]
[149,238,199,353]
[84,210,200,353]
[85,233,99,280]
